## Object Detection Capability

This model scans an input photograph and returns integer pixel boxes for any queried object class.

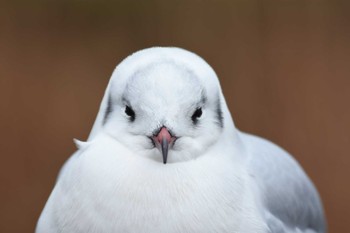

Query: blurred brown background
[0,0,349,232]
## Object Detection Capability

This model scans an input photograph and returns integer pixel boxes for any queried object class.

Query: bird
[36,47,326,233]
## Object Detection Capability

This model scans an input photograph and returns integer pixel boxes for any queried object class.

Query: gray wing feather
[240,132,326,233]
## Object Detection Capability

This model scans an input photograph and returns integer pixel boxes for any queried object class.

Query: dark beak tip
[161,137,169,165]
[162,152,168,164]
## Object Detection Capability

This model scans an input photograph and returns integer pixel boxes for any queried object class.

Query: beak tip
[161,137,169,165]
[162,154,168,164]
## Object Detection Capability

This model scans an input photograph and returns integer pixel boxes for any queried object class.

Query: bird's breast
[52,134,266,232]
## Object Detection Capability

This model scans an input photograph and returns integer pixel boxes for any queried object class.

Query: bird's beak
[153,127,174,164]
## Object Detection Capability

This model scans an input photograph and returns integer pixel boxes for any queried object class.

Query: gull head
[95,47,228,164]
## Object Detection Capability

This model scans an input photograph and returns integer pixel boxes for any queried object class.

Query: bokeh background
[1,0,349,232]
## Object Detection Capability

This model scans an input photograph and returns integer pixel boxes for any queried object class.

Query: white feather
[36,47,326,233]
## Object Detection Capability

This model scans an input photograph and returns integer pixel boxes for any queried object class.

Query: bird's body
[37,47,326,233]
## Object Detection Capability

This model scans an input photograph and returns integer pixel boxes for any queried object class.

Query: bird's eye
[124,105,135,121]
[191,108,202,123]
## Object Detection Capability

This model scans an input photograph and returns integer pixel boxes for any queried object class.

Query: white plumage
[37,47,326,233]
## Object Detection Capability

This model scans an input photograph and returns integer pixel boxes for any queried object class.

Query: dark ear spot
[103,95,113,125]
[215,98,224,128]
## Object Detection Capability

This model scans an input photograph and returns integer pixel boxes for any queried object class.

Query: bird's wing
[239,132,326,233]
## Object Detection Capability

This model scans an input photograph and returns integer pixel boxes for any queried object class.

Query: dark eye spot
[125,105,135,121]
[191,108,202,124]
